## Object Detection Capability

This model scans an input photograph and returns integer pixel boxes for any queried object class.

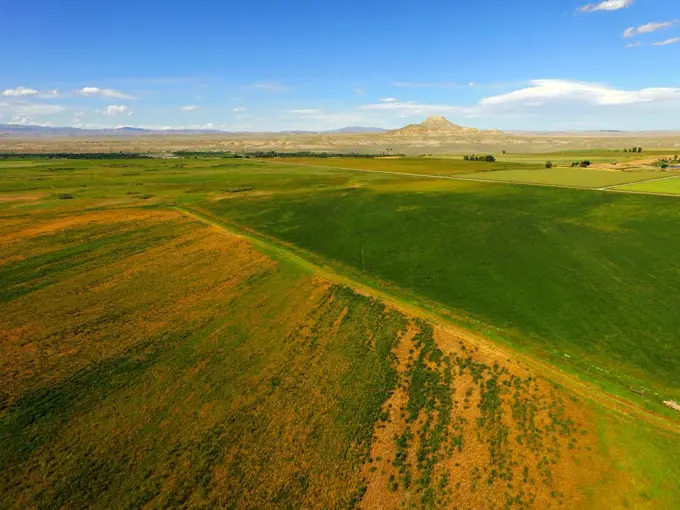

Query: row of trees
[463,155,496,162]
[546,161,591,168]
[657,155,679,170]
[0,152,152,160]
[624,147,643,153]
[173,151,403,158]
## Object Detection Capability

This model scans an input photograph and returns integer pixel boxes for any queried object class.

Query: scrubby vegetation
[0,152,152,160]
[174,150,403,158]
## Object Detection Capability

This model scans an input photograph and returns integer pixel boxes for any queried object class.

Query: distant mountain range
[0,125,226,137]
[0,124,387,137]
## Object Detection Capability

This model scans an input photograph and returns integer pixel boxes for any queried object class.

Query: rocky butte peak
[386,115,469,136]
[420,116,464,131]
[385,115,504,137]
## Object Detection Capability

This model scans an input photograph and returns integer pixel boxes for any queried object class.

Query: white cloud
[578,0,633,13]
[379,97,398,103]
[480,79,680,107]
[180,105,199,111]
[7,115,54,127]
[626,41,642,48]
[0,101,66,116]
[102,105,132,116]
[2,87,39,97]
[624,20,678,38]
[233,106,247,112]
[469,82,477,87]
[77,87,133,99]
[653,37,680,46]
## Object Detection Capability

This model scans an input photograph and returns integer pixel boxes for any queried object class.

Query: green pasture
[200,166,680,404]
[458,167,665,188]
[616,175,680,195]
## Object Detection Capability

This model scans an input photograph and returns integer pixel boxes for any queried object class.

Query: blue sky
[1,0,679,131]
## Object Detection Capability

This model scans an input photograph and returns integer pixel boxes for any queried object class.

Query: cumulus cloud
[102,105,132,116]
[77,87,132,99]
[479,79,680,107]
[653,37,680,46]
[2,87,39,97]
[180,105,199,111]
[624,20,678,38]
[578,0,633,13]
[7,115,54,127]
[2,87,64,99]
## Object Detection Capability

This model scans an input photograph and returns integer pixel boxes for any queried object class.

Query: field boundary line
[174,204,680,433]
[259,159,680,197]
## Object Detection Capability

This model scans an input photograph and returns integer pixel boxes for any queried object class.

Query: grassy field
[492,149,676,165]
[457,167,665,188]
[266,156,669,189]
[1,207,414,508]
[273,156,545,175]
[198,161,680,405]
[616,175,680,195]
[1,155,679,508]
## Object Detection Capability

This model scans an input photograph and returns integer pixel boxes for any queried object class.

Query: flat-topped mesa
[386,115,502,137]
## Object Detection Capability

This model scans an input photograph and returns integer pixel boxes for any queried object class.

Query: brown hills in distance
[386,115,502,137]
[1,116,678,155]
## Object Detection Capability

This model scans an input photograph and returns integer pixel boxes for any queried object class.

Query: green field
[491,149,675,165]
[198,167,679,399]
[1,155,679,508]
[457,167,665,188]
[616,175,680,195]
[274,156,544,175]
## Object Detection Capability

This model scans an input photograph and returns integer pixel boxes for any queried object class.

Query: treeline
[570,161,591,167]
[463,155,496,162]
[656,155,679,170]
[173,151,403,158]
[624,147,643,153]
[173,151,242,158]
[0,152,152,160]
